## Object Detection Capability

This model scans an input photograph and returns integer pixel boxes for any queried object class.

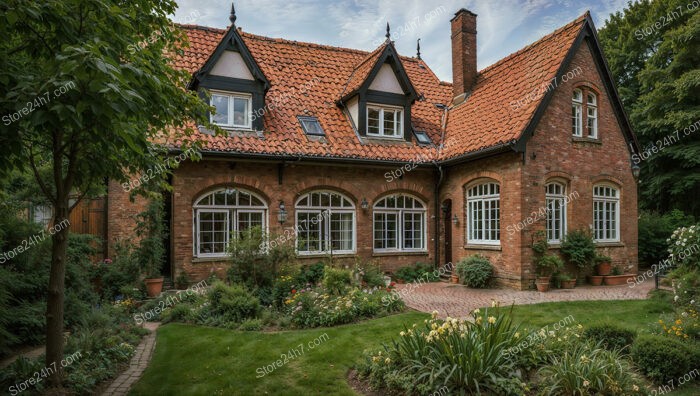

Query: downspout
[434,164,444,268]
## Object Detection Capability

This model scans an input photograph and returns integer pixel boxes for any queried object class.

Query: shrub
[353,260,387,288]
[631,334,697,384]
[296,261,325,285]
[227,226,295,289]
[239,318,263,331]
[208,282,261,324]
[99,240,141,301]
[538,254,564,278]
[456,255,493,288]
[394,262,439,283]
[358,307,525,395]
[560,229,596,271]
[668,225,700,271]
[322,267,352,295]
[669,267,700,306]
[582,323,636,351]
[134,198,167,278]
[538,341,646,395]
[639,210,694,266]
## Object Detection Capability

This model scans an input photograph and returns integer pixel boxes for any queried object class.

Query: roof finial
[416,38,421,59]
[229,2,237,25]
[385,22,391,41]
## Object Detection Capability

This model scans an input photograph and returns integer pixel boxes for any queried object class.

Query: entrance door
[442,199,452,265]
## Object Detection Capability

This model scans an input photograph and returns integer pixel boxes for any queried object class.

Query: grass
[131,291,699,395]
[129,312,428,395]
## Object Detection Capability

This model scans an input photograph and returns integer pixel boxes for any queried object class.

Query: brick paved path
[102,322,160,396]
[398,280,655,319]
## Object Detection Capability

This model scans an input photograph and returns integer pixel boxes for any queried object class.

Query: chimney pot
[451,9,477,102]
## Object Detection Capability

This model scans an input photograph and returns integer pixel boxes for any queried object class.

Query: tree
[0,0,210,386]
[599,0,700,216]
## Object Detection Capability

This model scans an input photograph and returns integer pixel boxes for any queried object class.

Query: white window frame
[372,195,427,252]
[593,185,620,242]
[572,89,583,137]
[466,182,501,245]
[192,188,267,258]
[545,182,567,244]
[210,90,252,130]
[295,191,356,255]
[366,103,403,138]
[586,93,598,138]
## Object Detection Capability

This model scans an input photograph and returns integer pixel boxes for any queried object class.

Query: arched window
[193,188,267,257]
[466,182,500,245]
[593,185,620,242]
[586,92,598,138]
[295,191,355,254]
[545,182,567,243]
[572,89,583,137]
[373,194,427,251]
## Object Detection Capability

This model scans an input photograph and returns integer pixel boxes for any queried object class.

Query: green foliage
[639,210,695,266]
[353,259,387,288]
[227,226,295,289]
[322,267,352,295]
[296,262,326,285]
[238,319,263,331]
[455,255,494,288]
[560,229,596,270]
[134,198,167,278]
[538,341,646,395]
[394,262,439,283]
[668,267,700,306]
[98,240,142,301]
[207,282,261,324]
[631,334,699,384]
[582,323,637,351]
[668,224,700,270]
[285,288,404,328]
[599,0,700,216]
[538,255,565,277]
[175,271,190,290]
[358,307,526,395]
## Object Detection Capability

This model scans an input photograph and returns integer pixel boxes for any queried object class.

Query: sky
[171,0,631,82]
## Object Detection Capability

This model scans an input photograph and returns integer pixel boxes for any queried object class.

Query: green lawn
[131,292,699,395]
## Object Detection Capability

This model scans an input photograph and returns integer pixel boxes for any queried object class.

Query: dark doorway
[442,199,452,265]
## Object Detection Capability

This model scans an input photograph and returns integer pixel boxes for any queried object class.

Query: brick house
[107,6,640,290]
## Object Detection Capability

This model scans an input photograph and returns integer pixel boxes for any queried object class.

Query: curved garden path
[397,280,655,318]
[102,322,160,396]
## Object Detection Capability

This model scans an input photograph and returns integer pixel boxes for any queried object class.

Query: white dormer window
[367,104,403,138]
[211,91,252,129]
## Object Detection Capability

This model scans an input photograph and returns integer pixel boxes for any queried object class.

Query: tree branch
[28,144,56,206]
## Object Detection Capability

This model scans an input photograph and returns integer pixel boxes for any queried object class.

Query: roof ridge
[478,12,588,76]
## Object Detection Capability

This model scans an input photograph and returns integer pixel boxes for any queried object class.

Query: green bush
[582,323,636,351]
[560,229,596,271]
[456,255,493,288]
[322,267,352,295]
[639,210,694,267]
[358,307,525,395]
[239,318,263,331]
[631,334,697,384]
[394,262,438,283]
[296,261,325,285]
[354,260,387,288]
[227,226,295,290]
[668,224,700,270]
[538,341,646,395]
[208,282,261,324]
[538,254,564,277]
[98,240,142,301]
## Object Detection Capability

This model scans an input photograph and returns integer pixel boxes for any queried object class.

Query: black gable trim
[189,26,269,91]
[513,16,640,158]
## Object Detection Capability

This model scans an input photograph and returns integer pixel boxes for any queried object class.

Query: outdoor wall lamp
[361,198,369,210]
[278,201,287,224]
[452,215,459,225]
[631,163,641,180]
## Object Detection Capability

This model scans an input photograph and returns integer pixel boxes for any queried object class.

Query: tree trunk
[46,199,70,388]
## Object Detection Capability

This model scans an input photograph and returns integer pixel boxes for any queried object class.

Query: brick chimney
[451,9,477,103]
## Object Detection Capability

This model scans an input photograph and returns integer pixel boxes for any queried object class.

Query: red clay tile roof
[170,12,589,163]
[441,13,588,160]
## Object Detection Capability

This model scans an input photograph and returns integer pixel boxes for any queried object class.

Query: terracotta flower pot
[536,276,551,283]
[602,274,635,286]
[451,274,460,284]
[589,275,604,286]
[561,279,576,289]
[145,277,164,297]
[536,281,550,292]
[595,262,612,276]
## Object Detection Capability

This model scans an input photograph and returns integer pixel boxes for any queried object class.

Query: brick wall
[169,160,437,282]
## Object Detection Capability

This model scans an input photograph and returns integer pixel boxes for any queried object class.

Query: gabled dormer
[189,5,269,131]
[339,30,418,142]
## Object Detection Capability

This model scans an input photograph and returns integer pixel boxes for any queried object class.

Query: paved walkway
[102,322,160,396]
[398,280,655,319]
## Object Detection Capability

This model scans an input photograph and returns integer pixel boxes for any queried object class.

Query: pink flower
[104,258,113,264]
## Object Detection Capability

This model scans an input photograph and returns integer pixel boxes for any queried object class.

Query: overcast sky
[171,0,630,81]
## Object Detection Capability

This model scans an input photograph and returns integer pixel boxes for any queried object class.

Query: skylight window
[298,116,325,136]
[413,130,431,145]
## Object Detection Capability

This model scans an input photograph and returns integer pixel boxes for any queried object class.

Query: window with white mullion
[545,182,567,243]
[467,183,501,245]
[372,195,427,252]
[593,185,620,242]
[572,89,583,137]
[587,93,598,138]
[296,191,356,254]
[367,104,403,138]
[210,92,252,129]
[196,209,229,257]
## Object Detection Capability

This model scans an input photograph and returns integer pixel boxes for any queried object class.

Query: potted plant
[594,254,612,276]
[561,229,596,282]
[135,198,167,298]
[536,279,550,292]
[589,274,604,286]
[537,254,564,284]
[532,231,552,283]
[559,273,577,289]
[602,266,636,285]
[451,272,460,284]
